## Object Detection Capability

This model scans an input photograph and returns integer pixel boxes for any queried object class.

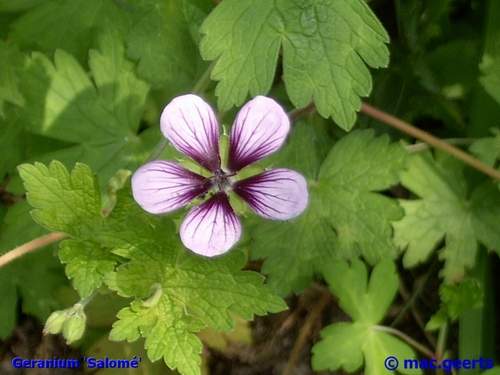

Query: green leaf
[10,0,129,63]
[427,278,483,331]
[18,161,102,237]
[17,161,125,298]
[125,0,210,90]
[59,239,116,298]
[480,52,500,105]
[393,152,500,282]
[0,40,24,115]
[470,128,500,190]
[19,164,285,375]
[0,202,65,338]
[109,220,285,374]
[111,298,204,375]
[263,117,333,179]
[85,335,177,375]
[200,0,389,129]
[312,260,420,374]
[251,130,406,295]
[18,32,153,184]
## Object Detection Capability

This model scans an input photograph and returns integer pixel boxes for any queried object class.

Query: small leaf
[18,161,102,236]
[312,260,421,374]
[393,152,500,282]
[427,278,483,331]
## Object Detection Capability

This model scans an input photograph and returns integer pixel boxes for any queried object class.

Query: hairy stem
[360,103,500,180]
[374,325,436,359]
[391,260,438,348]
[0,232,67,268]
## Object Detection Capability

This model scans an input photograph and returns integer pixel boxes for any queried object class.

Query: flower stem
[288,103,315,122]
[78,291,97,309]
[192,61,215,94]
[374,325,436,359]
[146,138,168,162]
[360,103,500,180]
[0,232,67,268]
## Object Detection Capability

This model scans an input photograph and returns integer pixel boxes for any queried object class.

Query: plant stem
[146,139,168,162]
[374,325,436,359]
[405,138,474,153]
[436,322,448,361]
[282,291,331,375]
[192,62,215,94]
[0,232,67,268]
[360,103,500,180]
[435,322,449,375]
[289,102,315,122]
[78,291,97,309]
[391,260,438,348]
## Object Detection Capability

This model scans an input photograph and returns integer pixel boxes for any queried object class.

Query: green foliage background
[0,0,499,374]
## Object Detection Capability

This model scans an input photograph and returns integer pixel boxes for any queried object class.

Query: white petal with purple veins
[180,193,241,257]
[234,169,308,220]
[160,94,221,172]
[228,96,290,171]
[132,161,210,214]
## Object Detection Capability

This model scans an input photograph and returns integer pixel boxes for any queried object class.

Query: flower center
[211,169,235,193]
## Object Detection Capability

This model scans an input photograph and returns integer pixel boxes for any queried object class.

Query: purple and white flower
[132,94,308,257]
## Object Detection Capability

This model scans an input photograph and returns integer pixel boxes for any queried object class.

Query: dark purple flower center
[211,169,235,193]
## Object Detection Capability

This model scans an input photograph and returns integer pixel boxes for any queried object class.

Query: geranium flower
[132,94,308,257]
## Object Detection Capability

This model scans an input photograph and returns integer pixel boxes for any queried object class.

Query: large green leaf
[10,0,129,63]
[125,0,211,91]
[200,0,389,129]
[18,32,154,184]
[251,130,406,295]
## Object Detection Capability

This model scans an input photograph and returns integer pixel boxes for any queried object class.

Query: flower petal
[132,161,210,214]
[228,96,290,171]
[234,168,308,220]
[180,193,241,257]
[160,94,221,171]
